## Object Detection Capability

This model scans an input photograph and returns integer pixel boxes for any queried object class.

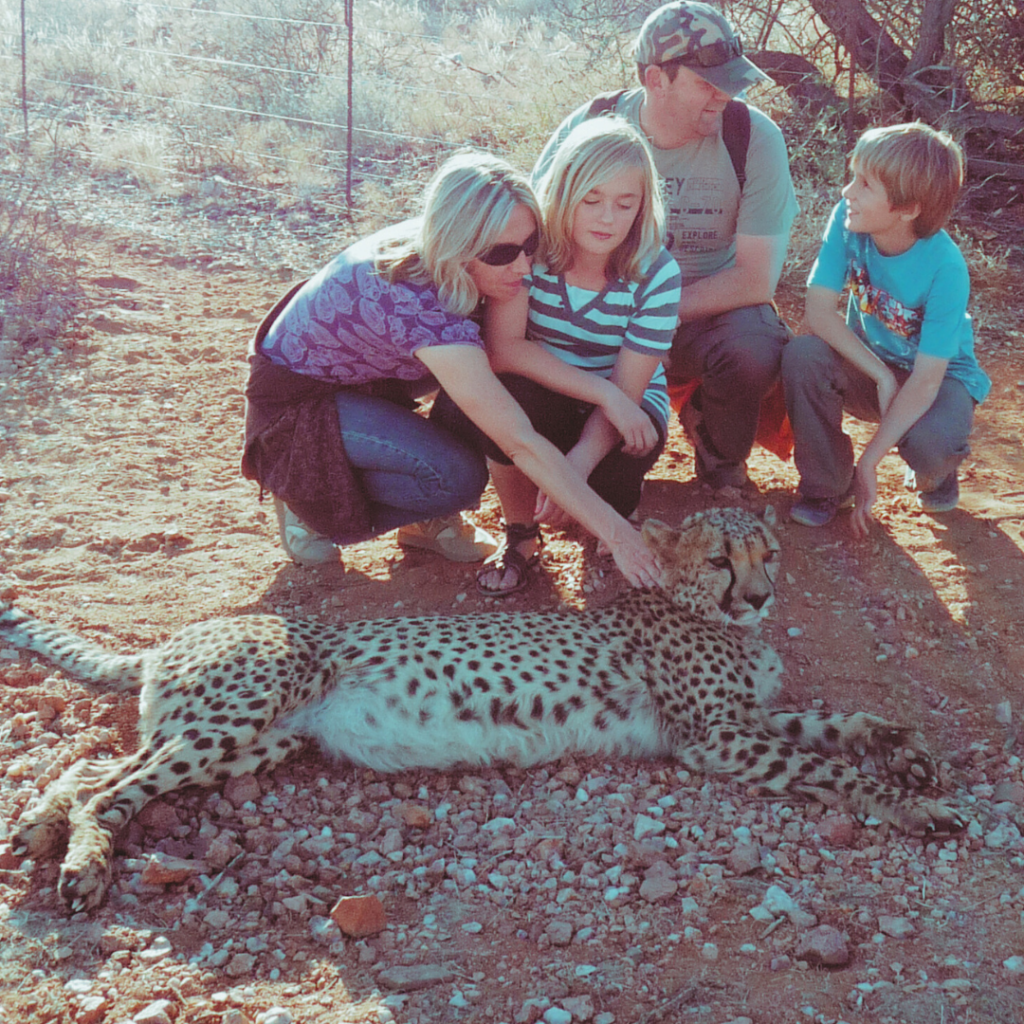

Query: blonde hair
[375,151,542,317]
[851,122,964,238]
[536,116,664,282]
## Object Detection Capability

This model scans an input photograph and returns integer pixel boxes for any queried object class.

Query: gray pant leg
[783,333,975,497]
[781,333,860,499]
[897,377,974,483]
[669,304,788,464]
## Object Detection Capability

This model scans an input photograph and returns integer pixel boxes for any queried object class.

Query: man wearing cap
[534,2,798,489]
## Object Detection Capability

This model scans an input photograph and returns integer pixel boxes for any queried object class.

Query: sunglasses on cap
[477,228,540,267]
[670,37,743,69]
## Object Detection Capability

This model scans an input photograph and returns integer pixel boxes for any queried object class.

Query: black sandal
[476,521,543,598]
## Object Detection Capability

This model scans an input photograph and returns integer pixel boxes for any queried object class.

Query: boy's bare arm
[804,286,898,409]
[859,353,948,470]
[850,353,948,537]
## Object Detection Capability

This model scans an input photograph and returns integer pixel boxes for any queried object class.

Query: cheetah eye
[762,550,778,563]
[709,556,732,570]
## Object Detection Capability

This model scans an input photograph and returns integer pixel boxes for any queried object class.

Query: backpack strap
[586,89,627,118]
[585,90,751,193]
[722,99,751,193]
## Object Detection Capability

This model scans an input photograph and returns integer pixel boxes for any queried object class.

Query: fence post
[20,0,29,143]
[345,0,354,208]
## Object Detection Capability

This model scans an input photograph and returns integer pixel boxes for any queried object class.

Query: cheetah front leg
[55,727,308,913]
[755,709,939,789]
[685,725,963,836]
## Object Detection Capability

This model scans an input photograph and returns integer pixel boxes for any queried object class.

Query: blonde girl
[434,118,682,595]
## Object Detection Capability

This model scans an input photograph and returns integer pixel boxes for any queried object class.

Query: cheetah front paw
[883,738,939,790]
[891,797,965,837]
[58,848,113,913]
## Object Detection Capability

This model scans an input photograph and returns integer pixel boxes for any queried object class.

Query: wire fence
[1,0,634,338]
[4,0,603,224]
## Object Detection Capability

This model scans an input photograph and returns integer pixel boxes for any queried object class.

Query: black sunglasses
[477,228,540,267]
[670,38,743,69]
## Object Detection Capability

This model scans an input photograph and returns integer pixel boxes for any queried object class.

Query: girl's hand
[603,387,658,456]
[534,447,596,524]
[534,491,572,528]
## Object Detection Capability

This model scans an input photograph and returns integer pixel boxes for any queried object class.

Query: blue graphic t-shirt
[808,202,990,403]
[261,223,483,384]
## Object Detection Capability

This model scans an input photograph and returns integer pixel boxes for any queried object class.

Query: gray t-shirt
[533,89,799,287]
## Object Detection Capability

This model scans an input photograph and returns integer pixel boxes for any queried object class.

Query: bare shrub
[0,164,82,350]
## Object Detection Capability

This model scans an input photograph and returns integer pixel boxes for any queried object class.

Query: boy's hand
[851,461,878,538]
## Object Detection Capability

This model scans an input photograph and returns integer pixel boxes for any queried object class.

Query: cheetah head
[641,506,780,628]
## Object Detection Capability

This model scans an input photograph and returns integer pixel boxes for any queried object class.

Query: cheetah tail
[0,602,145,692]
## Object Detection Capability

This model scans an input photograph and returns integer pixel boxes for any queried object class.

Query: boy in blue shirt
[782,122,990,532]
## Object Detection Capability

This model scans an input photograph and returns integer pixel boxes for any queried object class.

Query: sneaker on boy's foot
[273,497,340,566]
[905,469,960,513]
[789,491,855,527]
[397,513,498,563]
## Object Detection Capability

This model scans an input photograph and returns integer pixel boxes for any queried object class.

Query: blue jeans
[335,391,488,536]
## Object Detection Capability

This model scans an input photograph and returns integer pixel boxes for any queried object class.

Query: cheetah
[1,507,960,913]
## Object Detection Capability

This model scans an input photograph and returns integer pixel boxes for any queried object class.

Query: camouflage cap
[634,2,768,97]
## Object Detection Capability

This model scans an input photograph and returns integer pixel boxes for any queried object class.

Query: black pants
[431,373,666,519]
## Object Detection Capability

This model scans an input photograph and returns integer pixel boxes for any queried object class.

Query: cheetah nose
[746,592,770,610]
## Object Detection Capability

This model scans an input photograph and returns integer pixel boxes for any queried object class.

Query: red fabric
[667,377,794,462]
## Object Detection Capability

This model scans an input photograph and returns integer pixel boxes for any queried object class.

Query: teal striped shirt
[526,247,682,431]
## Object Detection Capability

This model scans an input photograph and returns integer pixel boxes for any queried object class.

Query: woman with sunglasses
[242,151,661,591]
[435,119,681,596]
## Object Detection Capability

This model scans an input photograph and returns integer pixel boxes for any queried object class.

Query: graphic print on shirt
[848,262,924,340]
[663,176,725,254]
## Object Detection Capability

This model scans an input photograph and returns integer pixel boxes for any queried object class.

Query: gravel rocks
[3,690,1024,1022]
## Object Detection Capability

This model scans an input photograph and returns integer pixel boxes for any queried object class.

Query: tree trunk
[906,0,957,76]
[805,0,908,92]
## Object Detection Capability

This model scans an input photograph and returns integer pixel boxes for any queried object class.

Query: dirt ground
[1,197,1023,1024]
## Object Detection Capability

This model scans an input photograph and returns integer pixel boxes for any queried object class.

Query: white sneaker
[397,513,498,563]
[273,497,339,566]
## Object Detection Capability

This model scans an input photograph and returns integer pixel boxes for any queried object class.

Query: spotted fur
[1,507,959,913]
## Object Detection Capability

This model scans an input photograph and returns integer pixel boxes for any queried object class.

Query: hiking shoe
[397,513,498,563]
[905,468,960,513]
[680,399,749,489]
[273,497,339,566]
[789,491,855,527]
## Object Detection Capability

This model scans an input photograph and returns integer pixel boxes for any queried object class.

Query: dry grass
[0,0,1019,350]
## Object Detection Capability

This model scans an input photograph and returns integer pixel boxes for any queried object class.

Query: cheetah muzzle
[0,507,962,913]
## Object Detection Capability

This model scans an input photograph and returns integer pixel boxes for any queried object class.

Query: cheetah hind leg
[692,725,963,836]
[12,756,136,861]
[756,709,939,790]
[56,727,308,913]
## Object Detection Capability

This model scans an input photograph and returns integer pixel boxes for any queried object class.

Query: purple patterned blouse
[260,224,483,384]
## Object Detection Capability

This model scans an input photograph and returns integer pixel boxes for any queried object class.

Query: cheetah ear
[640,518,680,554]
[762,505,777,528]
